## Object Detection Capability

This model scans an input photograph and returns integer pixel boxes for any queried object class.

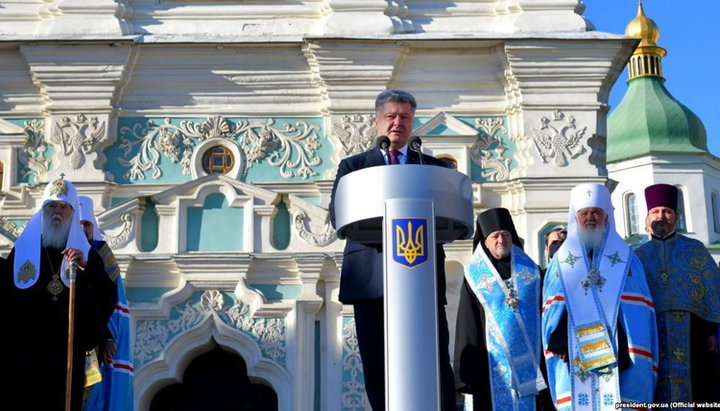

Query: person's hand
[104,339,117,364]
[708,335,718,354]
[552,349,569,362]
[62,248,87,269]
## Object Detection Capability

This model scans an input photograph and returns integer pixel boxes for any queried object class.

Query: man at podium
[329,89,456,410]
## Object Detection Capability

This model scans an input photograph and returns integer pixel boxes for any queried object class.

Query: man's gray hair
[375,89,417,113]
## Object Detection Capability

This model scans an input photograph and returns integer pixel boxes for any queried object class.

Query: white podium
[335,164,473,410]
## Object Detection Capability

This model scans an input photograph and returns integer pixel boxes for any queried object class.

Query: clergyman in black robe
[454,208,553,410]
[0,178,115,411]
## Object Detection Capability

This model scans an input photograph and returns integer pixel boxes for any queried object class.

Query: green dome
[607,76,707,163]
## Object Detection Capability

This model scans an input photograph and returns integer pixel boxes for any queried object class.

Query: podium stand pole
[384,198,440,411]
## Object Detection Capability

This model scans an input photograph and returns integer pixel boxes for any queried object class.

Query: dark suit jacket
[329,147,450,304]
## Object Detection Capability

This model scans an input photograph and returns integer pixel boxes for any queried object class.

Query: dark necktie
[389,149,400,165]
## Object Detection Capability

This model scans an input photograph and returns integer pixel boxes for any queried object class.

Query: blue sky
[583,0,720,155]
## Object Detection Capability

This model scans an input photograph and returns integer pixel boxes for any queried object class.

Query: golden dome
[625,0,660,47]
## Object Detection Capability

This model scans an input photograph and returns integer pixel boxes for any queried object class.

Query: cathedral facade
[0,1,637,409]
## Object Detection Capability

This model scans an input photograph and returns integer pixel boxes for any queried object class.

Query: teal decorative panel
[464,117,516,182]
[126,287,175,304]
[110,197,132,207]
[272,198,290,250]
[298,196,321,205]
[140,199,159,252]
[413,116,515,182]
[6,118,53,186]
[134,290,286,368]
[186,193,243,251]
[249,284,302,301]
[107,116,331,184]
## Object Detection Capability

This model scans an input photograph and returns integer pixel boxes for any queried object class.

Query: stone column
[20,43,132,182]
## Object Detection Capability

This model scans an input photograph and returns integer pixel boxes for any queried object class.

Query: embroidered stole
[95,241,121,282]
[656,311,692,405]
[556,231,630,410]
[636,235,720,404]
[84,247,134,411]
[466,245,545,410]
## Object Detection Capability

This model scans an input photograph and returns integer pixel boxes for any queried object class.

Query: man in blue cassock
[635,184,720,407]
[542,183,657,410]
[79,196,135,411]
[454,207,551,410]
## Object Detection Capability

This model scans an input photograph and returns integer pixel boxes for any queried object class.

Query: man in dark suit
[329,89,456,410]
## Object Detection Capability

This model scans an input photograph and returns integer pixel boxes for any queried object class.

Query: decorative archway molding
[135,313,292,411]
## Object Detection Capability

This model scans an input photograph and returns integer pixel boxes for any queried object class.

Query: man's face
[81,220,94,241]
[484,229,512,259]
[545,229,567,259]
[576,207,606,232]
[646,206,678,237]
[44,201,73,227]
[374,101,414,150]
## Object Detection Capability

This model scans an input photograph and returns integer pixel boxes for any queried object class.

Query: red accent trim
[628,347,652,358]
[542,295,565,312]
[114,305,130,314]
[621,294,655,308]
[556,395,571,405]
[112,362,134,372]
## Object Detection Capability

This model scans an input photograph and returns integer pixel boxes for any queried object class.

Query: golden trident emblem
[395,220,425,265]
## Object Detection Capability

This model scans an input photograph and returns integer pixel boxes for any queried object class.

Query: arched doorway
[150,343,278,411]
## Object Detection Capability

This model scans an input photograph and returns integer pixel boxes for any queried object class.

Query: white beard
[42,216,70,249]
[578,224,605,251]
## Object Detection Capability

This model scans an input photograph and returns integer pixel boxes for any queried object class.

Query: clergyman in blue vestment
[542,183,658,410]
[635,183,720,407]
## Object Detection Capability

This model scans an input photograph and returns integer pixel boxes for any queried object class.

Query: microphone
[375,135,390,151]
[408,135,423,164]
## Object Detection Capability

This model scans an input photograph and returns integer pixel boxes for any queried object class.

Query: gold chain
[44,248,64,301]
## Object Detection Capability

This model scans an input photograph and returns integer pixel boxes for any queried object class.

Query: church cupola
[624,0,666,79]
[606,0,707,163]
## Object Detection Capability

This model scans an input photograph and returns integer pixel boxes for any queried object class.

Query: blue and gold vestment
[456,245,546,411]
[635,234,720,406]
[85,240,135,411]
[543,232,657,410]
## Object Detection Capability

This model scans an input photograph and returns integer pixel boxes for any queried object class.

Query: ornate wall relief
[117,116,322,182]
[342,316,366,410]
[19,119,49,184]
[50,114,107,170]
[332,114,376,157]
[294,211,336,247]
[134,290,287,368]
[470,117,511,181]
[531,110,587,167]
[105,213,134,249]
